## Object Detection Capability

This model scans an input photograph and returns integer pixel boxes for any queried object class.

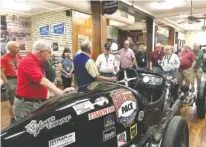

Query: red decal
[88,106,115,120]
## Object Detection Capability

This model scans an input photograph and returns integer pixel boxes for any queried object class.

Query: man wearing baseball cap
[96,43,118,77]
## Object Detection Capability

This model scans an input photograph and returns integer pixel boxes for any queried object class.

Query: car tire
[161,116,189,147]
[196,81,206,119]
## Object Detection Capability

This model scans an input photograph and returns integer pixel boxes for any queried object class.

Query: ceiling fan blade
[195,19,201,23]
[196,17,206,19]
[178,20,186,24]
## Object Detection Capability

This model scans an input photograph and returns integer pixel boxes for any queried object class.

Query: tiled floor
[1,100,206,147]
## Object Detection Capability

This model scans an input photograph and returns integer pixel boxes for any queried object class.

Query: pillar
[168,28,175,46]
[146,17,155,53]
[91,1,107,59]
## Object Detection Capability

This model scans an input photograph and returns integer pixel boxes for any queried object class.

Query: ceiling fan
[178,0,206,24]
[201,14,206,31]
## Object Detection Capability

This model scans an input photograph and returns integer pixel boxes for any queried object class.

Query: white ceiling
[130,0,206,31]
[0,0,65,15]
[1,0,205,31]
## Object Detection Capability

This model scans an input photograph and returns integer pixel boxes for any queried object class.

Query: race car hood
[1,82,121,143]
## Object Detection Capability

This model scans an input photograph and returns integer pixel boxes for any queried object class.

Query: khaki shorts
[194,68,202,80]
[177,68,194,83]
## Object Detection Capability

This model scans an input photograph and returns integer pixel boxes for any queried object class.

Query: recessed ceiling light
[141,20,146,22]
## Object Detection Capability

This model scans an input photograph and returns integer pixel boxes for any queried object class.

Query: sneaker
[10,117,15,124]
[190,87,195,93]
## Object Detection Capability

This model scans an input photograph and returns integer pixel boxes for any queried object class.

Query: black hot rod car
[1,69,196,147]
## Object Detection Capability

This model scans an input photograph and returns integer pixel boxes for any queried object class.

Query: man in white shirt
[161,45,180,76]
[96,43,117,77]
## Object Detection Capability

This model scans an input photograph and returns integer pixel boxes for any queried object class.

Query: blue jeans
[136,67,147,72]
[153,67,163,74]
[101,73,115,77]
[163,69,177,77]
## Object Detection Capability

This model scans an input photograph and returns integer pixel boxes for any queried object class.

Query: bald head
[155,43,162,52]
[124,40,130,49]
[194,43,200,51]
[6,41,19,55]
[183,44,191,52]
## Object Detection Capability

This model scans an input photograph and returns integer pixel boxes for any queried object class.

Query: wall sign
[53,23,65,35]
[102,1,118,15]
[40,25,50,37]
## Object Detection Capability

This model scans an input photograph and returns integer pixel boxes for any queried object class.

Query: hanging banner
[102,1,118,15]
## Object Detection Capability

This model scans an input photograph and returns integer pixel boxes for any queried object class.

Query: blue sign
[53,23,65,35]
[40,25,50,37]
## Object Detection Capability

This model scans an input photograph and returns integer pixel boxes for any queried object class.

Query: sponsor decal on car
[130,123,137,140]
[138,111,144,121]
[103,127,116,141]
[73,101,94,115]
[117,131,127,147]
[104,115,115,129]
[49,132,75,147]
[88,106,115,120]
[110,89,137,127]
[94,96,109,106]
[25,115,72,137]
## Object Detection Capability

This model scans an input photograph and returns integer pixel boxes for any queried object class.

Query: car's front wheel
[196,81,206,119]
[161,116,189,147]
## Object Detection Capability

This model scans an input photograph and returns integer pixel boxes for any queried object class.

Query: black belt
[16,95,46,102]
[6,76,17,79]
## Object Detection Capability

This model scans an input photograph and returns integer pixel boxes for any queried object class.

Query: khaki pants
[13,97,46,121]
[6,78,17,105]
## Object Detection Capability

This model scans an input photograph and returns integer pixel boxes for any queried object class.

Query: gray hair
[194,43,200,47]
[32,40,51,53]
[6,41,17,50]
[80,40,91,53]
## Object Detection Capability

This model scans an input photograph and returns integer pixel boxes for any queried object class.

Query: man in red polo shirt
[177,45,196,91]
[1,41,21,123]
[13,40,75,120]
[149,43,165,74]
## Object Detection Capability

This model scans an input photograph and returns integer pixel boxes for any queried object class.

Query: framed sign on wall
[39,25,50,37]
[53,23,65,35]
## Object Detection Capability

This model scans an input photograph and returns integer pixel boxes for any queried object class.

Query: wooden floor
[1,100,206,147]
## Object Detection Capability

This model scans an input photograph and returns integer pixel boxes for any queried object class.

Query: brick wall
[30,10,72,56]
[31,10,73,85]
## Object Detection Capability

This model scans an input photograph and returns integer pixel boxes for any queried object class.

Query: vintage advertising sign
[53,23,65,35]
[88,106,115,121]
[117,131,127,147]
[104,115,115,129]
[73,101,94,115]
[110,89,137,127]
[130,123,137,140]
[102,0,118,15]
[40,25,50,37]
[103,127,116,142]
[25,115,72,137]
[49,132,75,147]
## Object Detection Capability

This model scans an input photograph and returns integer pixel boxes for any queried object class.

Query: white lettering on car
[88,106,115,120]
[25,115,72,137]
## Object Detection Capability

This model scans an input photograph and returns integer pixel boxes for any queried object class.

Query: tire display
[161,116,189,147]
[196,81,206,119]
